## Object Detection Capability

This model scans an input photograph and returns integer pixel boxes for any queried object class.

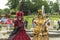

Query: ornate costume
[32,9,49,40]
[8,11,31,40]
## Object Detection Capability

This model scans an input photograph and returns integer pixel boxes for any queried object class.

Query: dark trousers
[59,24,60,28]
[57,24,60,30]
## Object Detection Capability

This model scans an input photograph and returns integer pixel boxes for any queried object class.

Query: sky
[50,0,56,2]
[0,0,56,9]
[0,0,8,9]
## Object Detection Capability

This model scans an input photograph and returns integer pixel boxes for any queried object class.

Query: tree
[0,9,6,14]
[0,9,3,14]
[25,0,35,12]
[6,0,51,14]
[43,1,50,13]
[4,8,10,13]
[32,0,43,11]
[6,0,20,11]
[52,3,59,12]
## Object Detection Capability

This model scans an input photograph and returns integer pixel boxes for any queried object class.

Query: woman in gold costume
[32,9,49,40]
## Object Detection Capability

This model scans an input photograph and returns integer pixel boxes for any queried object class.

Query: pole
[42,5,45,16]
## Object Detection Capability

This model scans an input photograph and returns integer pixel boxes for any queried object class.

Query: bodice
[34,18,46,26]
[33,18,47,34]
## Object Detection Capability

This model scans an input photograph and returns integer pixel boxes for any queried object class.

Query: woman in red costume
[8,11,31,40]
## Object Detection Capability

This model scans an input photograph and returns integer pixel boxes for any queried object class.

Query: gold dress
[32,17,49,40]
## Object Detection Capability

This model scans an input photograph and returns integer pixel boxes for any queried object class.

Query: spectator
[53,20,57,29]
[1,16,8,24]
[46,16,51,29]
[57,17,60,30]
[7,18,13,30]
[32,18,35,28]
[24,19,28,29]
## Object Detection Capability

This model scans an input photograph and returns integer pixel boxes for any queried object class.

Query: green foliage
[52,3,59,12]
[0,9,5,14]
[43,1,50,13]
[25,0,33,12]
[32,0,43,12]
[0,9,3,14]
[5,0,59,15]
[0,8,10,14]
[6,0,20,11]
[4,8,10,13]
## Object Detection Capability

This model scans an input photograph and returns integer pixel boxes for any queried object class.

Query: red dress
[12,20,31,40]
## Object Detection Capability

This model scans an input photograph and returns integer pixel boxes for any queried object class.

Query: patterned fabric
[32,9,49,40]
[32,18,49,40]
[32,35,49,40]
[8,11,31,40]
[13,30,31,40]
[8,21,31,40]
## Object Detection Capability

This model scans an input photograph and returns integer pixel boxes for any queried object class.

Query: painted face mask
[16,11,24,21]
[18,16,22,20]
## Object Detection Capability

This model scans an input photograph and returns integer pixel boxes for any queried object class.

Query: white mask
[19,18,21,20]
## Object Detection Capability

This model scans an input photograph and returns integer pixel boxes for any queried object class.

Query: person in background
[30,16,35,31]
[53,20,57,29]
[1,15,8,24]
[32,18,35,28]
[46,16,51,29]
[24,19,28,29]
[1,14,8,30]
[57,17,60,30]
[7,18,13,30]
